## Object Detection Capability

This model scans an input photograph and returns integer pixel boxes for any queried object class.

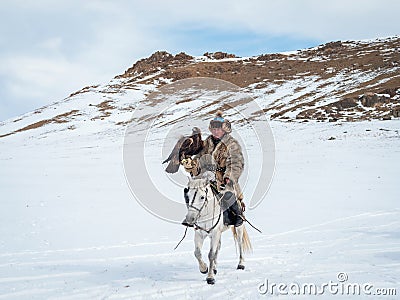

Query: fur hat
[209,110,232,133]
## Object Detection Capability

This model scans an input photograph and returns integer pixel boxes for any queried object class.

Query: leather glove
[181,158,198,174]
[220,177,233,191]
[224,177,234,188]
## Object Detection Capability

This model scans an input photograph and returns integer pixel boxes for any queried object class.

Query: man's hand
[181,157,192,167]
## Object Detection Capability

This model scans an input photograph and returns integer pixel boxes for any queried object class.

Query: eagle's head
[192,127,201,135]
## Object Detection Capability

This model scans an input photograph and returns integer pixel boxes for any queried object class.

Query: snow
[1,105,399,299]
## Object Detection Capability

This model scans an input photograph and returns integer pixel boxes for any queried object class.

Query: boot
[219,191,235,210]
[229,200,244,227]
[219,191,243,227]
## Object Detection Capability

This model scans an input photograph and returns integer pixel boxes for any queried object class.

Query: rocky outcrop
[118,51,193,79]
[296,89,400,121]
[115,36,400,122]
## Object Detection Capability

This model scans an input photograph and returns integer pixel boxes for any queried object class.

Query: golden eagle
[162,127,203,173]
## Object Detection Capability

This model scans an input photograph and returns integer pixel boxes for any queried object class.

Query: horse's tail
[232,225,252,253]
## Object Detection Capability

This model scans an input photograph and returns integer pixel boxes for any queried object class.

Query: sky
[1,0,399,121]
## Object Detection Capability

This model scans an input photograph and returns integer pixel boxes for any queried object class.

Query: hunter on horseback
[181,110,245,227]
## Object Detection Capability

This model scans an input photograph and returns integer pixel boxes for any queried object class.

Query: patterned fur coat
[192,133,244,201]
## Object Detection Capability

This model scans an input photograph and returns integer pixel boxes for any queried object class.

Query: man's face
[211,127,225,139]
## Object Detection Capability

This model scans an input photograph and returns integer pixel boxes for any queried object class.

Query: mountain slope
[1,36,399,140]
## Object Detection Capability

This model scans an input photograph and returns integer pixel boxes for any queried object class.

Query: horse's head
[184,175,212,226]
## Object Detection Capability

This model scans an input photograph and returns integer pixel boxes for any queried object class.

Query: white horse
[184,172,252,284]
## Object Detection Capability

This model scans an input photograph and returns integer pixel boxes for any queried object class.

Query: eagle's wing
[163,136,187,174]
[163,131,202,174]
[162,136,185,164]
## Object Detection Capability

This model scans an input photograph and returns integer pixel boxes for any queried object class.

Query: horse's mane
[188,171,215,189]
[188,178,207,189]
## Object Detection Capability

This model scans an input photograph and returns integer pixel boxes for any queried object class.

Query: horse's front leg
[194,231,208,274]
[206,231,222,284]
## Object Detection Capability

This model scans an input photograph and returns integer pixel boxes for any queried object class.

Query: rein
[187,183,262,234]
[174,183,221,250]
[174,180,262,250]
[194,204,222,234]
[188,185,222,234]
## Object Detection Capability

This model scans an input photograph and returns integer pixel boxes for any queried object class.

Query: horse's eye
[201,196,205,200]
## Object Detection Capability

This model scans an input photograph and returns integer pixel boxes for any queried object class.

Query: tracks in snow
[1,210,399,299]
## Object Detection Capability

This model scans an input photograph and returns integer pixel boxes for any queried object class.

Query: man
[181,111,245,227]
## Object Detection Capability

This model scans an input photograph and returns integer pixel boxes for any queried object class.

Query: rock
[174,52,193,61]
[203,52,237,59]
[334,98,358,109]
[392,107,400,117]
[360,93,389,107]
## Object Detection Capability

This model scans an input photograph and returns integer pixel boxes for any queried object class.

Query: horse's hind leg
[194,232,208,274]
[235,225,245,270]
[212,239,221,275]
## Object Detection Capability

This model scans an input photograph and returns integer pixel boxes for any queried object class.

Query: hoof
[206,277,215,285]
[237,264,245,270]
[200,267,208,274]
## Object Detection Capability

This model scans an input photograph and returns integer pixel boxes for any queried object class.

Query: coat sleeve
[224,138,244,182]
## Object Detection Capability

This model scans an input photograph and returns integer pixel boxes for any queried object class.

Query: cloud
[1,0,399,121]
[0,54,98,120]
[121,0,400,40]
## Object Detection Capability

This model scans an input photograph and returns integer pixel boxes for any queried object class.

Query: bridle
[185,186,209,220]
[185,183,222,234]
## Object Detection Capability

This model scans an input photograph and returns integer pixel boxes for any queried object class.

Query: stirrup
[234,215,244,227]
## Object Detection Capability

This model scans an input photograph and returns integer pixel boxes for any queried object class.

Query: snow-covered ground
[0,114,399,299]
